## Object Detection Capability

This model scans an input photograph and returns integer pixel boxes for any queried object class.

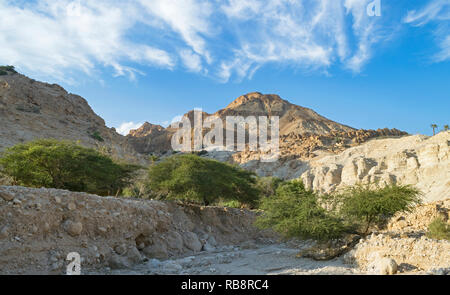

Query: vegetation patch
[88,130,104,142]
[256,182,422,244]
[338,184,421,234]
[255,180,349,242]
[426,217,450,241]
[0,65,17,75]
[147,154,260,206]
[0,139,139,196]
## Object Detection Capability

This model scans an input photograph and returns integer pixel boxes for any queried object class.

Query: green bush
[0,139,139,196]
[339,184,421,234]
[89,130,104,142]
[255,180,349,242]
[256,176,285,199]
[426,217,450,241]
[147,154,260,206]
[0,65,17,75]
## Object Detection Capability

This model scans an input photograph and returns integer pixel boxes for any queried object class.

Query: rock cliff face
[0,185,273,274]
[0,73,144,164]
[345,199,450,273]
[126,122,174,153]
[300,131,450,202]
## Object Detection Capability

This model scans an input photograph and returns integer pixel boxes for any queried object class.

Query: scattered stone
[114,244,125,255]
[183,232,202,252]
[143,244,169,259]
[147,258,162,269]
[98,226,107,233]
[108,254,131,270]
[126,247,143,264]
[0,227,9,239]
[207,236,217,246]
[240,241,258,249]
[0,191,14,201]
[67,202,76,211]
[367,254,398,275]
[162,261,183,274]
[427,267,450,275]
[64,220,83,236]
[202,242,215,252]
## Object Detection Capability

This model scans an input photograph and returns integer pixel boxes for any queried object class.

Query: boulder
[183,232,202,252]
[142,243,168,259]
[64,220,83,237]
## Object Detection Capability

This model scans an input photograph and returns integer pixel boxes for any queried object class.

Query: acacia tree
[255,181,349,242]
[339,184,421,235]
[444,125,449,131]
[0,139,138,196]
[147,154,260,206]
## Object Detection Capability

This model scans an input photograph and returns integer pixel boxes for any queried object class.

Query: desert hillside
[0,72,144,164]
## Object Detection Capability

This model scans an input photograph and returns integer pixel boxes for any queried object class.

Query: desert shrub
[255,180,349,242]
[426,217,450,241]
[0,139,139,196]
[149,155,160,164]
[339,184,421,234]
[147,154,260,206]
[256,176,285,198]
[219,200,243,208]
[121,169,152,199]
[0,65,17,75]
[88,130,104,142]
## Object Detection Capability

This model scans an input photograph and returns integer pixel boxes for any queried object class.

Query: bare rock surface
[91,242,360,275]
[301,131,450,202]
[345,199,450,273]
[0,73,145,165]
[0,185,274,274]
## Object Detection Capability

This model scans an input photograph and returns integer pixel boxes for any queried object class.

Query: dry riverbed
[91,241,360,275]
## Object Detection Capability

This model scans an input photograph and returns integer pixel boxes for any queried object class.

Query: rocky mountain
[127,92,406,156]
[215,92,355,135]
[126,122,176,153]
[0,72,144,164]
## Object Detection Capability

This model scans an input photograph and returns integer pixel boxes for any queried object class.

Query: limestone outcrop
[344,199,450,273]
[301,131,450,202]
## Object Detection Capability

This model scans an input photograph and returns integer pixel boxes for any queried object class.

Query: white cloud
[116,121,144,135]
[0,0,429,83]
[404,0,450,62]
[218,0,384,80]
[138,0,214,62]
[179,49,203,72]
[0,0,174,82]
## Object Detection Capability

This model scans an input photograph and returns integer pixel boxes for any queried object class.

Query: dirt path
[92,242,361,275]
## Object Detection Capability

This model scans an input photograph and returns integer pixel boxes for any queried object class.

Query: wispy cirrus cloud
[404,0,450,62]
[217,0,387,80]
[0,0,175,83]
[0,0,442,83]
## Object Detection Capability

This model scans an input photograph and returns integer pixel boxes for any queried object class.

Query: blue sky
[0,0,449,136]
